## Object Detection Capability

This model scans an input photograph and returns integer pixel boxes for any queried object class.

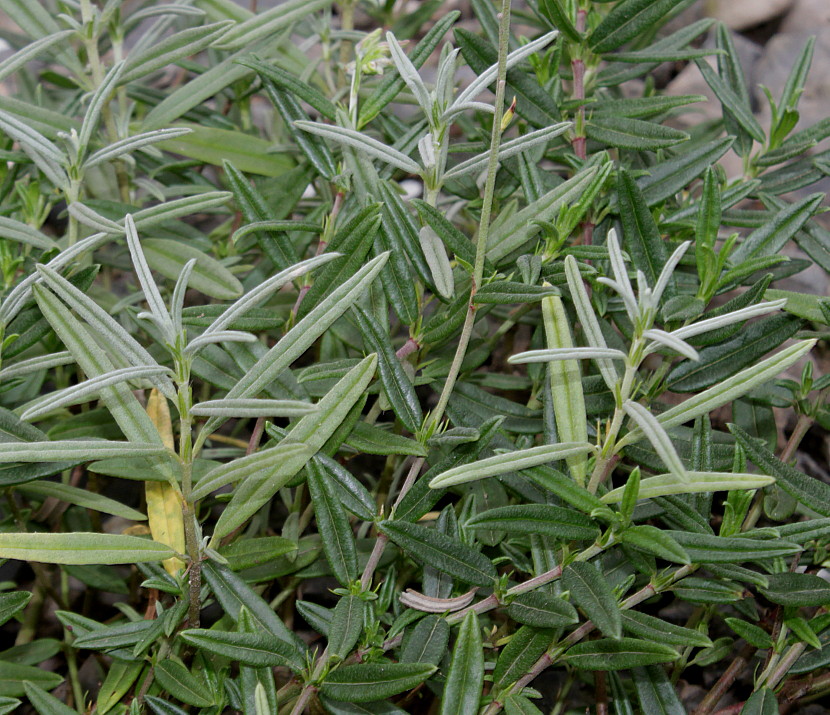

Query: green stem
[429,0,513,431]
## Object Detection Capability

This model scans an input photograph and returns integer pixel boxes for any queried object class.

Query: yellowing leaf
[145,389,185,575]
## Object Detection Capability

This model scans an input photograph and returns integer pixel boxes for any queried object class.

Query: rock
[711,0,795,31]
[780,0,830,34]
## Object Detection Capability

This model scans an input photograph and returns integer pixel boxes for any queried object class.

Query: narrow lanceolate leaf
[587,116,688,150]
[215,0,332,49]
[328,595,367,661]
[666,531,800,563]
[144,389,185,575]
[0,30,74,83]
[0,591,31,627]
[83,128,193,169]
[21,682,75,715]
[34,266,175,399]
[379,520,497,587]
[0,532,177,564]
[197,254,388,443]
[238,57,337,121]
[320,663,436,704]
[191,443,310,500]
[359,11,460,126]
[740,688,779,715]
[621,340,815,440]
[564,255,620,390]
[120,22,233,84]
[590,0,678,53]
[623,401,688,482]
[0,216,56,250]
[17,481,146,521]
[731,424,830,518]
[730,193,823,264]
[307,461,358,586]
[566,638,679,670]
[542,295,588,485]
[440,611,483,715]
[616,168,668,293]
[154,661,213,708]
[494,626,552,688]
[621,611,712,648]
[419,226,455,300]
[667,315,801,392]
[694,58,764,144]
[353,305,422,433]
[429,443,595,489]
[621,525,690,564]
[402,615,450,666]
[190,399,316,418]
[466,505,599,541]
[0,441,170,462]
[602,471,775,503]
[488,166,598,262]
[632,665,686,715]
[179,630,303,671]
[507,591,579,629]
[295,121,421,174]
[209,356,377,542]
[563,562,622,639]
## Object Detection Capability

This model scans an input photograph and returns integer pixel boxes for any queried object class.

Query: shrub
[1,0,830,713]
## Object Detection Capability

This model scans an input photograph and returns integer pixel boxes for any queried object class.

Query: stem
[694,643,757,715]
[429,0,513,431]
[289,684,316,715]
[571,9,588,160]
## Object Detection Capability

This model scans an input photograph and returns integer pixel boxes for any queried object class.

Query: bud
[500,96,517,132]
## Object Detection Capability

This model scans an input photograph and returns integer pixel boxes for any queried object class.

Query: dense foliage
[1,0,830,713]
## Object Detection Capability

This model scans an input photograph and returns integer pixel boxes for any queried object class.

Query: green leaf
[0,30,74,84]
[440,611,483,715]
[542,295,589,485]
[261,81,338,180]
[157,124,292,176]
[563,561,622,639]
[487,166,599,262]
[239,57,337,121]
[17,481,146,521]
[430,443,595,489]
[603,471,774,503]
[360,11,460,127]
[202,560,299,645]
[96,659,144,714]
[740,688,778,715]
[637,137,734,206]
[0,591,31,627]
[307,461,358,586]
[353,306,422,433]
[616,168,668,293]
[632,665,685,715]
[154,661,213,708]
[0,532,176,564]
[565,637,679,670]
[323,595,366,662]
[467,505,599,541]
[142,238,243,300]
[668,315,801,392]
[695,58,765,143]
[121,21,233,83]
[196,253,388,443]
[217,536,297,570]
[621,525,690,564]
[623,340,815,439]
[0,216,56,250]
[191,443,310,500]
[21,681,74,715]
[586,116,688,150]
[730,193,823,264]
[145,696,189,715]
[215,0,332,49]
[494,626,552,687]
[759,573,830,607]
[666,531,800,563]
[539,0,580,43]
[379,519,497,587]
[320,662,436,703]
[210,355,377,541]
[590,0,679,53]
[621,610,712,648]
[0,440,171,462]
[179,629,303,671]
[731,423,830,518]
[401,615,450,666]
[724,618,773,649]
[507,591,579,628]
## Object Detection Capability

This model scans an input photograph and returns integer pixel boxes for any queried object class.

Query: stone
[711,0,795,31]
[780,0,830,34]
